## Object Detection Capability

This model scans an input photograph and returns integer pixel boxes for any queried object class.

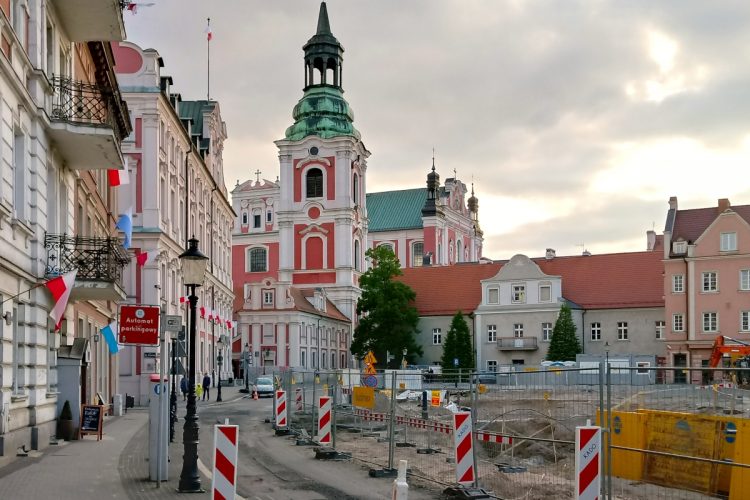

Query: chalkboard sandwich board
[80,404,104,440]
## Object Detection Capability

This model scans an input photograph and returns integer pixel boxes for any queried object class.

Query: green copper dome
[285,86,360,141]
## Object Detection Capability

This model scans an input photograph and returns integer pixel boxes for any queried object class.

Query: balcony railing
[44,233,130,283]
[50,76,129,141]
[497,337,538,350]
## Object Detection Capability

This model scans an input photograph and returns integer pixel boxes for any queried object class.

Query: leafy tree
[441,311,474,372]
[546,303,581,361]
[350,246,422,368]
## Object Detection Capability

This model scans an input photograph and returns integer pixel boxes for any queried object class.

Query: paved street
[0,384,442,499]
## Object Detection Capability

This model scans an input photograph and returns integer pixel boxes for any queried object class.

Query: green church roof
[284,86,359,141]
[367,188,427,232]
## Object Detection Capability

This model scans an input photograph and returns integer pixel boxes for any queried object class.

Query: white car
[253,377,274,397]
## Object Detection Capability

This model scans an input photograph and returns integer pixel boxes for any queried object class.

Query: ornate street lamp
[178,237,209,493]
[216,337,224,402]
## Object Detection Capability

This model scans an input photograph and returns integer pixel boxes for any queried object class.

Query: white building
[0,1,130,456]
[113,42,234,404]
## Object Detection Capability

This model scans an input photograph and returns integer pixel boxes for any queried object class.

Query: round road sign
[363,375,377,388]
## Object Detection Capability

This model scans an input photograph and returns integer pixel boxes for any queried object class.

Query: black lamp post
[169,329,178,443]
[178,237,209,493]
[216,338,223,402]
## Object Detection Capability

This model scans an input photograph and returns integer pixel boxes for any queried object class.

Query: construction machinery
[709,336,750,386]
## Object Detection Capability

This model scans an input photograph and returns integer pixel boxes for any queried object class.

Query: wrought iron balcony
[497,337,538,351]
[48,76,129,170]
[44,234,130,302]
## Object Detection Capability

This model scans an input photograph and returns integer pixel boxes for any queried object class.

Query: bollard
[392,459,409,500]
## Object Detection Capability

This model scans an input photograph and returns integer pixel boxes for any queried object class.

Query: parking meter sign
[119,305,160,345]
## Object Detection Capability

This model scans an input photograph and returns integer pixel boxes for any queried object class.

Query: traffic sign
[163,315,182,332]
[119,305,160,345]
[363,375,377,388]
[453,358,459,367]
[352,386,375,408]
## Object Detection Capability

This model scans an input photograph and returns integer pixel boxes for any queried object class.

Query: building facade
[663,197,750,383]
[113,42,234,404]
[0,1,130,456]
[399,240,666,370]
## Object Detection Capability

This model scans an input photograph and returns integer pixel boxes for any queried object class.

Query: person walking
[180,377,188,401]
[196,383,203,400]
[202,372,211,401]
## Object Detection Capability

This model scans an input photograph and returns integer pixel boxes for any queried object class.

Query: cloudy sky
[124,0,750,259]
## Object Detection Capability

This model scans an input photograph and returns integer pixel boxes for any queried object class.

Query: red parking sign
[119,305,160,345]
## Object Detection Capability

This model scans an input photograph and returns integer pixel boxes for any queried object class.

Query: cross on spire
[453,168,457,179]
[255,169,262,183]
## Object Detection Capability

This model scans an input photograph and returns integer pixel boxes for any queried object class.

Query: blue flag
[101,321,120,354]
[116,207,133,249]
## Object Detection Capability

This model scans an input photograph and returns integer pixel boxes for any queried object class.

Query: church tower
[275,2,370,320]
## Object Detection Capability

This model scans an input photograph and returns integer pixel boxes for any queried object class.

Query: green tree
[441,311,474,371]
[350,246,422,368]
[546,303,582,361]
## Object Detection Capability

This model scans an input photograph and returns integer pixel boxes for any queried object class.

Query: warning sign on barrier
[352,386,374,408]
[453,412,475,485]
[575,425,601,500]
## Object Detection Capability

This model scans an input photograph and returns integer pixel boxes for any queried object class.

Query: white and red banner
[108,168,129,186]
[575,425,601,500]
[211,424,238,500]
[452,412,475,485]
[275,390,287,428]
[318,396,332,445]
[45,270,77,330]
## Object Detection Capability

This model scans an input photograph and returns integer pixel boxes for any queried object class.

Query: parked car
[253,377,274,397]
[476,372,498,384]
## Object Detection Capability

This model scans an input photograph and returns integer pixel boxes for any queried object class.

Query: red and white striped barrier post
[318,395,332,445]
[452,412,475,485]
[575,425,601,500]
[211,424,238,500]
[295,387,303,413]
[275,390,287,429]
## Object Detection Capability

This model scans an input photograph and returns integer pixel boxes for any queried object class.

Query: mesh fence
[268,366,750,499]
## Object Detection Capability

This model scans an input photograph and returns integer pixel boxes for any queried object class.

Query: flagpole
[206,17,211,101]
[0,283,44,305]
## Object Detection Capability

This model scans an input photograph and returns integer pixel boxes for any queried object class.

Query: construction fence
[267,365,750,499]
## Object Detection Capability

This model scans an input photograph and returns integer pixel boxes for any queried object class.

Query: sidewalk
[0,383,248,499]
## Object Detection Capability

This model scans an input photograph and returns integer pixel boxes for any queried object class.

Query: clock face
[310,146,319,156]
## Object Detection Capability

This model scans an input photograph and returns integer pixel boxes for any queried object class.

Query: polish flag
[135,250,159,267]
[108,169,129,187]
[126,2,154,14]
[179,296,189,304]
[226,319,231,329]
[200,306,206,318]
[45,270,77,331]
[204,21,212,41]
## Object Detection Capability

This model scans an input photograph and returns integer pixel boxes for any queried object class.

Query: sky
[124,0,750,259]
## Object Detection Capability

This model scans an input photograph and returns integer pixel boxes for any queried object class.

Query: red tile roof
[396,262,502,316]
[396,250,664,315]
[534,251,664,309]
[292,287,350,321]
[672,205,750,243]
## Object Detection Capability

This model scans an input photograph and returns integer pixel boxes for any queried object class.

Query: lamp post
[245,343,250,393]
[216,337,223,402]
[178,237,209,493]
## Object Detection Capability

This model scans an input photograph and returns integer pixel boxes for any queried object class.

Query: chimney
[718,198,731,213]
[545,248,556,260]
[668,196,678,210]
[646,230,656,251]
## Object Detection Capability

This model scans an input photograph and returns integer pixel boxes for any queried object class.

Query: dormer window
[512,284,526,304]
[539,282,551,302]
[488,287,499,304]
[721,232,737,252]
[673,241,687,254]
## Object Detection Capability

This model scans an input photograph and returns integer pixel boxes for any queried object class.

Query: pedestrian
[202,372,211,401]
[180,377,188,401]
[196,383,203,400]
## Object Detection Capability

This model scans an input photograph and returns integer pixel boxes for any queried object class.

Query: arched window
[306,168,323,198]
[412,242,424,267]
[241,212,248,225]
[247,247,267,272]
[354,240,361,271]
[352,173,359,204]
[379,242,394,253]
